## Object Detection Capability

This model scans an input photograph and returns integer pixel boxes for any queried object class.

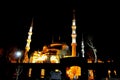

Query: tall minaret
[81,34,85,58]
[25,20,33,52]
[71,10,77,57]
[23,18,33,63]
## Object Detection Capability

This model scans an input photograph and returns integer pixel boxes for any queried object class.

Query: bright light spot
[66,66,81,79]
[55,69,59,72]
[14,51,22,58]
[39,54,48,61]
[50,55,59,63]
[36,54,48,63]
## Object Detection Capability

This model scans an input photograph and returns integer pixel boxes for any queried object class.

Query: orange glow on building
[66,66,81,79]
[88,70,94,80]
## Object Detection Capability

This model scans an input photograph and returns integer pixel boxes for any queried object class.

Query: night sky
[0,1,119,61]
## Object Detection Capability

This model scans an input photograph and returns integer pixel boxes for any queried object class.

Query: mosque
[19,10,97,80]
[23,10,95,64]
[7,10,120,80]
[23,10,78,63]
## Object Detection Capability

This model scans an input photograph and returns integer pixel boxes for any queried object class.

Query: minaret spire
[81,33,85,58]
[71,9,77,57]
[23,18,33,63]
[73,9,76,25]
[25,18,33,51]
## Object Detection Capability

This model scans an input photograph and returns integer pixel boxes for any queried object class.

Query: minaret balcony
[72,26,76,29]
[71,34,77,38]
[28,32,32,35]
[27,39,31,42]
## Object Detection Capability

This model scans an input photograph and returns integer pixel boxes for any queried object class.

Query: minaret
[23,18,33,63]
[71,10,77,57]
[81,34,85,58]
[25,20,33,52]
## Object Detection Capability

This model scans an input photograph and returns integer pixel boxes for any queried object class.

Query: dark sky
[0,1,119,60]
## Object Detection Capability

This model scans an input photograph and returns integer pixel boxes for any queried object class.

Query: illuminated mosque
[23,10,95,64]
[8,10,120,80]
[21,10,94,80]
[23,10,77,63]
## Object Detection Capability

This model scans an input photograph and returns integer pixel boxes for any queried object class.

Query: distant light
[55,69,60,72]
[14,51,22,58]
[41,69,45,78]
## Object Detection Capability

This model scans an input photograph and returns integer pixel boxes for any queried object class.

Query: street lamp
[14,50,23,63]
